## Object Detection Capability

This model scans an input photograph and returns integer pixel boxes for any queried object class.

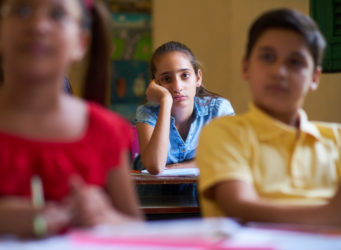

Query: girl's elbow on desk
[145,165,164,175]
[143,163,164,175]
[140,157,165,175]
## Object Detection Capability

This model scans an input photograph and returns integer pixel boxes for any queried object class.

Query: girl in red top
[0,0,141,237]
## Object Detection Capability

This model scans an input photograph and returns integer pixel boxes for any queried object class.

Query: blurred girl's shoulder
[86,101,131,130]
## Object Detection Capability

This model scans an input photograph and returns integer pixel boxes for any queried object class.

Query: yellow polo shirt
[196,104,341,217]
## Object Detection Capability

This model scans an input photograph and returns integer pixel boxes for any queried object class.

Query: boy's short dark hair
[245,8,326,68]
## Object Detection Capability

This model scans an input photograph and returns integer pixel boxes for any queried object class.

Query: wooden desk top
[131,173,197,184]
[142,206,200,214]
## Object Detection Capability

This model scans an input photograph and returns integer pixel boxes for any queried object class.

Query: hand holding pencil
[31,175,47,237]
[30,175,72,237]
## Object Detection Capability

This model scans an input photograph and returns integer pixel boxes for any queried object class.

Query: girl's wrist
[160,95,172,107]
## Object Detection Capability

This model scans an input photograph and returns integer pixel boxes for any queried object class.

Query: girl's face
[0,0,87,80]
[154,51,202,109]
[242,28,321,123]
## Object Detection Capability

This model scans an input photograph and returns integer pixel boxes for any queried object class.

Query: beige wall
[153,0,341,122]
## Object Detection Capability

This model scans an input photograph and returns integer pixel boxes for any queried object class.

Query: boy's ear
[196,69,202,87]
[309,66,322,91]
[242,58,249,80]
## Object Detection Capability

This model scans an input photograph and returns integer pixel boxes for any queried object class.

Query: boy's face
[242,28,321,124]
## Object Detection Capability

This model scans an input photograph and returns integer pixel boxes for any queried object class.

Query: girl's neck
[172,104,195,141]
[0,75,87,141]
[172,104,194,126]
[0,75,63,114]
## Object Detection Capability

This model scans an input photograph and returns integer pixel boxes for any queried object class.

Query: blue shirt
[135,96,234,164]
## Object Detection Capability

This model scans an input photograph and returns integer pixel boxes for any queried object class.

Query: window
[310,0,341,72]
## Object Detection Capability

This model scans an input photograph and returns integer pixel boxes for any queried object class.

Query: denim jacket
[135,96,234,166]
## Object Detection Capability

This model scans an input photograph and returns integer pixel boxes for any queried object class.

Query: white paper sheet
[141,168,199,176]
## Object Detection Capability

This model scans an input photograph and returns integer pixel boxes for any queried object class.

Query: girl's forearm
[141,98,172,174]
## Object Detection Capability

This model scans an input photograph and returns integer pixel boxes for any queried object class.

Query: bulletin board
[109,13,152,122]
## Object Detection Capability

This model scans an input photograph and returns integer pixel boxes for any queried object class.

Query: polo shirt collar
[246,103,320,140]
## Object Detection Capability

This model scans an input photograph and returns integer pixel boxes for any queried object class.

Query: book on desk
[140,168,199,177]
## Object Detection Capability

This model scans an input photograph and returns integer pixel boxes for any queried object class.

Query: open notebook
[141,168,199,177]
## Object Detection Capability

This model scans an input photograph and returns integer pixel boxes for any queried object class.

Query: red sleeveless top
[0,102,132,201]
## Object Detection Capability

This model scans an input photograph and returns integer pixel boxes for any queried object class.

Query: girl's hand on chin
[146,80,172,104]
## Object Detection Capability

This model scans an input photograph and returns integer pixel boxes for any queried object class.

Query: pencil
[31,175,45,209]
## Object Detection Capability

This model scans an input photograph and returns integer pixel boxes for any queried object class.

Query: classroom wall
[153,0,341,122]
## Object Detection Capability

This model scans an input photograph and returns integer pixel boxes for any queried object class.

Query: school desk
[2,218,341,249]
[130,170,200,219]
[132,173,197,184]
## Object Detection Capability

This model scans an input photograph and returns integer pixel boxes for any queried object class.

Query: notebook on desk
[141,168,199,177]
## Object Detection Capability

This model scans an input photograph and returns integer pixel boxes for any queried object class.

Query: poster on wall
[110,13,152,122]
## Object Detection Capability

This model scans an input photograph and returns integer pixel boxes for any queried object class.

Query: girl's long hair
[80,0,112,105]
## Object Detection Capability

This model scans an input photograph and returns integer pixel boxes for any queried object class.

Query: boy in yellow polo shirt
[196,8,341,226]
